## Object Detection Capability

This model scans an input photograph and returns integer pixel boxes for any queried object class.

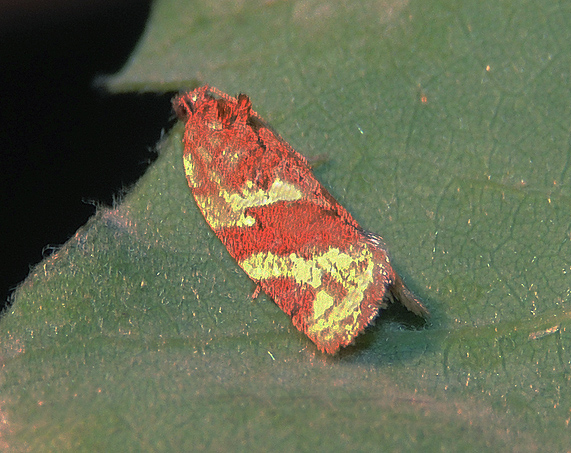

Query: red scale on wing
[219,201,361,261]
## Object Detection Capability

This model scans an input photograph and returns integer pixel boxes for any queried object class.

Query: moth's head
[172,85,213,121]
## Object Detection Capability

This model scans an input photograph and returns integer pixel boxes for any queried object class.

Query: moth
[174,86,429,353]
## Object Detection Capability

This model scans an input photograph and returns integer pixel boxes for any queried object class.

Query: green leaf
[2,0,570,449]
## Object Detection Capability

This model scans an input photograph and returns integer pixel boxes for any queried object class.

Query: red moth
[174,86,429,354]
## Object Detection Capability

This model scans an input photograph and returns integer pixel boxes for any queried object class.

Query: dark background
[1,0,173,311]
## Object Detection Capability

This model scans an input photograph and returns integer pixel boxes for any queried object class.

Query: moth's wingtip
[390,274,430,319]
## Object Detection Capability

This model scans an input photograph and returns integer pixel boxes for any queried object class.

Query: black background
[1,0,175,312]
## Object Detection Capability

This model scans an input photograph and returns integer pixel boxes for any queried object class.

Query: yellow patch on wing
[183,147,216,188]
[208,121,222,131]
[195,177,304,230]
[226,178,303,211]
[183,154,198,188]
[240,245,376,341]
[221,146,245,171]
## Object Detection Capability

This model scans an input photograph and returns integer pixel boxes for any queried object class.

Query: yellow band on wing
[240,245,375,333]
[194,176,304,230]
